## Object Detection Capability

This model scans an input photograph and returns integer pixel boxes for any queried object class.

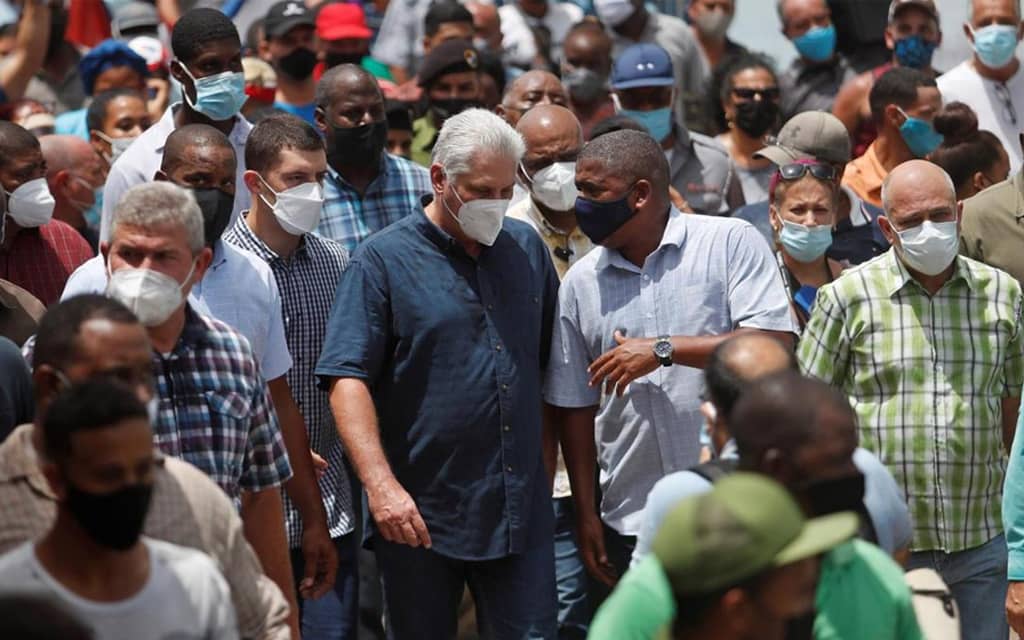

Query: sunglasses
[732,87,781,101]
[778,163,837,182]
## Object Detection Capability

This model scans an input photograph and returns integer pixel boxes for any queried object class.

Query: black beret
[417,39,479,89]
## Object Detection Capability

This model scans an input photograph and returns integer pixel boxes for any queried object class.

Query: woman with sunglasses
[769,159,844,331]
[714,54,782,204]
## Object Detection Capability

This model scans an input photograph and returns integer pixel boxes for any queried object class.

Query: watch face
[654,340,672,359]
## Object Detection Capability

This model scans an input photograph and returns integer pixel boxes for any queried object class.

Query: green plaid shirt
[799,250,1024,552]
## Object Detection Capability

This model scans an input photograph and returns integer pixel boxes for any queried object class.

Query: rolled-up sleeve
[315,251,392,387]
[543,277,599,409]
[725,223,796,332]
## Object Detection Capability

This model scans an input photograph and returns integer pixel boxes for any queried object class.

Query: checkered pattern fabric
[0,219,93,306]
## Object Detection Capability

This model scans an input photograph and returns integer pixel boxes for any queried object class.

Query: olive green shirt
[411,115,439,168]
[961,169,1024,285]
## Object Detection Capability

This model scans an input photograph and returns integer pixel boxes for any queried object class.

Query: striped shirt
[152,306,293,499]
[317,153,432,252]
[544,208,796,535]
[224,216,354,547]
[799,250,1024,552]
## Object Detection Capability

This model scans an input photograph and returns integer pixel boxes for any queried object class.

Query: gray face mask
[562,67,607,103]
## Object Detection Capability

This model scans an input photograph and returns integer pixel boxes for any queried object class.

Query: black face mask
[65,481,153,550]
[430,98,481,125]
[574,187,636,244]
[734,100,780,138]
[277,47,319,80]
[324,51,365,69]
[191,187,235,245]
[800,471,865,517]
[327,120,388,170]
[784,611,816,640]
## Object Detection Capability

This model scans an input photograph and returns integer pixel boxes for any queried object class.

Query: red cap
[317,3,372,41]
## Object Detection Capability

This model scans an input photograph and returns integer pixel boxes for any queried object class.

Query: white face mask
[444,183,508,246]
[259,178,324,236]
[593,0,634,27]
[895,220,959,276]
[94,130,137,165]
[106,261,195,327]
[5,177,55,228]
[524,161,578,212]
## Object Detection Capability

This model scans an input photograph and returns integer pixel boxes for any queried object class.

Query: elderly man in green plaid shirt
[799,160,1024,640]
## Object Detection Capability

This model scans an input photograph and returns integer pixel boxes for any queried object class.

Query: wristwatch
[653,335,673,367]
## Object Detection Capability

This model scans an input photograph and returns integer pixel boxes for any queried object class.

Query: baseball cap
[888,0,938,23]
[417,39,478,88]
[243,57,277,89]
[127,35,169,73]
[111,2,160,38]
[264,0,316,39]
[755,112,852,166]
[611,43,674,91]
[317,3,372,41]
[652,473,858,598]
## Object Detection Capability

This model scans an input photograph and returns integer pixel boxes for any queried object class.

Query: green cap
[652,473,858,597]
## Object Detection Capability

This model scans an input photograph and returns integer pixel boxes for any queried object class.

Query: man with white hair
[800,159,1024,640]
[102,181,297,635]
[315,108,560,637]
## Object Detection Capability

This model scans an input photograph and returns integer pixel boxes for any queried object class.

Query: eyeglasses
[994,82,1018,127]
[778,163,837,181]
[732,87,781,101]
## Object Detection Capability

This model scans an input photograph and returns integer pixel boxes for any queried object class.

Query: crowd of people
[3,0,1024,638]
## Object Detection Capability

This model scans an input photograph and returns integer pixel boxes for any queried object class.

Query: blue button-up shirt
[317,153,432,252]
[315,207,560,560]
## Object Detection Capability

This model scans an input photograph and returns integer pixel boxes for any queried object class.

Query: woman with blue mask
[768,160,844,331]
[714,54,782,204]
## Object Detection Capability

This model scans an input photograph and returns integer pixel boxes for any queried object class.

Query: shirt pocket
[203,390,253,490]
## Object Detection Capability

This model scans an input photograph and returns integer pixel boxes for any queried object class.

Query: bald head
[162,124,234,174]
[499,71,569,126]
[466,1,501,50]
[516,104,583,146]
[40,135,97,174]
[881,159,956,214]
[705,333,797,423]
[315,64,383,112]
[562,22,613,76]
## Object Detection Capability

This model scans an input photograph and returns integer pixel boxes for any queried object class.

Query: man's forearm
[268,377,328,530]
[0,1,49,101]
[560,405,599,518]
[669,329,795,369]
[328,377,396,492]
[240,487,299,638]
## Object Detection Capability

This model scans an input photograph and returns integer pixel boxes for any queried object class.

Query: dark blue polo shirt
[315,206,560,560]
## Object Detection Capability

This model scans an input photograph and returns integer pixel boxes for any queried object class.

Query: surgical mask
[893,35,937,70]
[523,161,578,212]
[106,261,195,327]
[68,176,103,220]
[778,219,833,262]
[593,0,634,27]
[259,178,324,236]
[970,23,1019,69]
[277,47,318,80]
[575,187,635,244]
[443,183,508,246]
[326,120,387,170]
[4,177,55,228]
[618,107,673,142]
[562,67,607,103]
[178,63,247,122]
[734,100,779,138]
[693,9,732,39]
[190,187,234,245]
[793,24,836,63]
[65,480,154,550]
[798,472,865,518]
[897,107,943,158]
[94,130,136,165]
[895,219,959,276]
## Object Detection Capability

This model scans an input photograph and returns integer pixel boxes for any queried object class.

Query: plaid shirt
[317,153,432,252]
[152,306,293,499]
[0,220,93,306]
[224,216,354,547]
[799,250,1024,552]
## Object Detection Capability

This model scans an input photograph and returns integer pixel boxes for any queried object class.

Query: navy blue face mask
[575,185,636,244]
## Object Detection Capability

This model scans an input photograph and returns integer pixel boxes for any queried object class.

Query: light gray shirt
[544,208,796,535]
[670,128,744,215]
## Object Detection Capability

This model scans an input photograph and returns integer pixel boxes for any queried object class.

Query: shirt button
[495,344,503,352]
[643,274,651,280]
[487,304,494,310]
[501,384,509,391]
[506,465,513,472]
[503,424,511,432]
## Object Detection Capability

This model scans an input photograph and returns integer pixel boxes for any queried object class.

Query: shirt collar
[327,153,391,192]
[154,104,251,154]
[884,248,976,296]
[232,213,309,263]
[176,303,214,350]
[1013,170,1024,218]
[524,197,587,241]
[414,197,461,253]
[596,206,686,271]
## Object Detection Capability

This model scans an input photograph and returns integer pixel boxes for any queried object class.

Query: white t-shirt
[498,1,584,68]
[0,538,238,640]
[938,60,1024,174]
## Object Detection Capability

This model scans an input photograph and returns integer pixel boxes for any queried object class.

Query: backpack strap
[688,458,738,484]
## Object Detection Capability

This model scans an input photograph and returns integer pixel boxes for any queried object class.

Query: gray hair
[967,0,1021,21]
[432,108,526,180]
[110,182,205,253]
[880,165,957,214]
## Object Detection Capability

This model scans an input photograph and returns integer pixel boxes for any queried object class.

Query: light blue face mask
[779,219,833,262]
[83,187,103,229]
[619,107,673,143]
[177,62,247,122]
[793,24,837,63]
[896,107,944,158]
[971,24,1019,69]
